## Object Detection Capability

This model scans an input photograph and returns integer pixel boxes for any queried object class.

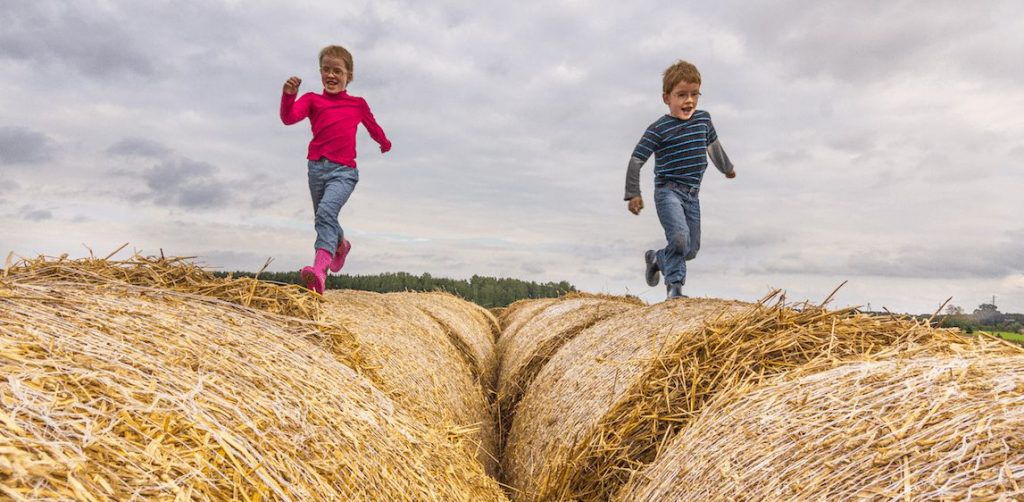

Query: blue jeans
[654,181,701,286]
[308,158,359,253]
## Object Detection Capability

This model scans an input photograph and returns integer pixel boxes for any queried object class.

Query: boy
[624,60,735,300]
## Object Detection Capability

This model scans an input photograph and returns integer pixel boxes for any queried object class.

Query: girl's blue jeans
[307,158,359,253]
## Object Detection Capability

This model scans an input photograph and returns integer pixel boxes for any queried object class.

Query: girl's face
[320,56,349,94]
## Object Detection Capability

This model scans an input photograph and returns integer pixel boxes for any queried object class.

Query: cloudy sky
[2,0,1022,313]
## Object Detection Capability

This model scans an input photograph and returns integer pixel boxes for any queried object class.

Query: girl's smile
[320,55,349,94]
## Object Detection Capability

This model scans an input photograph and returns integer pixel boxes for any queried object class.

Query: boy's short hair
[319,45,354,82]
[663,60,701,94]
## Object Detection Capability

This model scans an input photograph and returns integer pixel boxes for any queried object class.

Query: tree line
[214,270,576,308]
[935,302,1024,335]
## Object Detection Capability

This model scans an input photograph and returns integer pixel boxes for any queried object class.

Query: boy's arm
[280,92,311,125]
[625,156,647,215]
[708,140,736,178]
[625,126,658,214]
[624,156,646,200]
[360,99,392,153]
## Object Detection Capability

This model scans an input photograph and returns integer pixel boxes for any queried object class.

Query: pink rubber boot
[329,239,352,273]
[300,249,332,294]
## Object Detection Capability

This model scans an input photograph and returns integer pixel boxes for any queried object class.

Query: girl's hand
[283,76,302,95]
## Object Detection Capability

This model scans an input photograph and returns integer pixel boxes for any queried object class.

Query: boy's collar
[665,111,698,121]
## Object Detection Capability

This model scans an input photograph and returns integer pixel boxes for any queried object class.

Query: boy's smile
[320,55,349,94]
[663,80,701,120]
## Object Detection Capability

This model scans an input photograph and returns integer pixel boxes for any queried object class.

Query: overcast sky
[2,0,1022,313]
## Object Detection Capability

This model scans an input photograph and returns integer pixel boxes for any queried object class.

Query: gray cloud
[0,180,20,193]
[847,246,1023,279]
[714,232,789,250]
[521,262,545,275]
[106,138,172,159]
[126,158,231,209]
[19,206,53,221]
[0,1,154,78]
[746,235,1024,280]
[0,127,53,164]
[723,0,1003,83]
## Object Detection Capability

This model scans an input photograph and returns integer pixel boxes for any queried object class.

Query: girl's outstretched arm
[360,99,391,153]
[280,76,311,125]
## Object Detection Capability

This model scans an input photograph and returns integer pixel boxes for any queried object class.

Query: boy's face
[663,80,701,120]
[320,56,349,94]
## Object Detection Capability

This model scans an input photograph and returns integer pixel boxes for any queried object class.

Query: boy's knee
[670,232,688,254]
[685,248,699,260]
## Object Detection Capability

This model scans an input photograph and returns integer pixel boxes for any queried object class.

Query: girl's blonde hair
[319,45,354,82]
[663,60,701,94]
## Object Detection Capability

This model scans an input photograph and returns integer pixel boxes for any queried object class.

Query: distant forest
[214,270,576,308]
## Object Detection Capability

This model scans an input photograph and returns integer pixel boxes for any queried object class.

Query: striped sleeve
[631,125,661,162]
[705,112,718,145]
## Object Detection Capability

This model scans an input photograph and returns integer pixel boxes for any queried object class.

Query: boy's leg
[681,192,701,261]
[654,185,690,288]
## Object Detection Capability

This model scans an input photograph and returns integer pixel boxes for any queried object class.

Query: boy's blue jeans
[308,158,359,253]
[654,181,701,286]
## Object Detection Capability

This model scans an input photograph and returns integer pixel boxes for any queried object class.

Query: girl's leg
[313,164,359,253]
[302,160,357,293]
[308,159,326,213]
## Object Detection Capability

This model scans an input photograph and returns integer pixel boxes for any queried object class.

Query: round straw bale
[503,297,749,499]
[618,354,1024,501]
[389,291,501,396]
[4,254,373,377]
[0,279,506,500]
[5,253,322,320]
[323,290,500,477]
[498,298,560,341]
[495,294,643,448]
[503,292,995,500]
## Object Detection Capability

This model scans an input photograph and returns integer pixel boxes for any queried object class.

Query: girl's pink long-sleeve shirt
[280,90,391,168]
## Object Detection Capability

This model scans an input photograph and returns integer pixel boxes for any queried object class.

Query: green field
[980,331,1024,343]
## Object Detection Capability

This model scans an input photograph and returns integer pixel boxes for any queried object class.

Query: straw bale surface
[495,295,642,448]
[0,278,506,501]
[4,254,372,378]
[503,297,748,499]
[498,298,560,342]
[504,292,999,500]
[5,253,321,319]
[619,354,1024,501]
[323,290,500,477]
[390,291,501,395]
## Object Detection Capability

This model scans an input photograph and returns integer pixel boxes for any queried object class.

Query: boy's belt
[656,180,700,194]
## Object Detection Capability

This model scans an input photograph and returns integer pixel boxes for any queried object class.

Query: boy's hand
[726,170,736,179]
[283,76,302,95]
[628,196,644,215]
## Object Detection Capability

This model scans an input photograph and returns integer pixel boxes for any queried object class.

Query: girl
[280,45,391,294]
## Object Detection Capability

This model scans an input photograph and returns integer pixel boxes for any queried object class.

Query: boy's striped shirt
[632,110,718,188]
